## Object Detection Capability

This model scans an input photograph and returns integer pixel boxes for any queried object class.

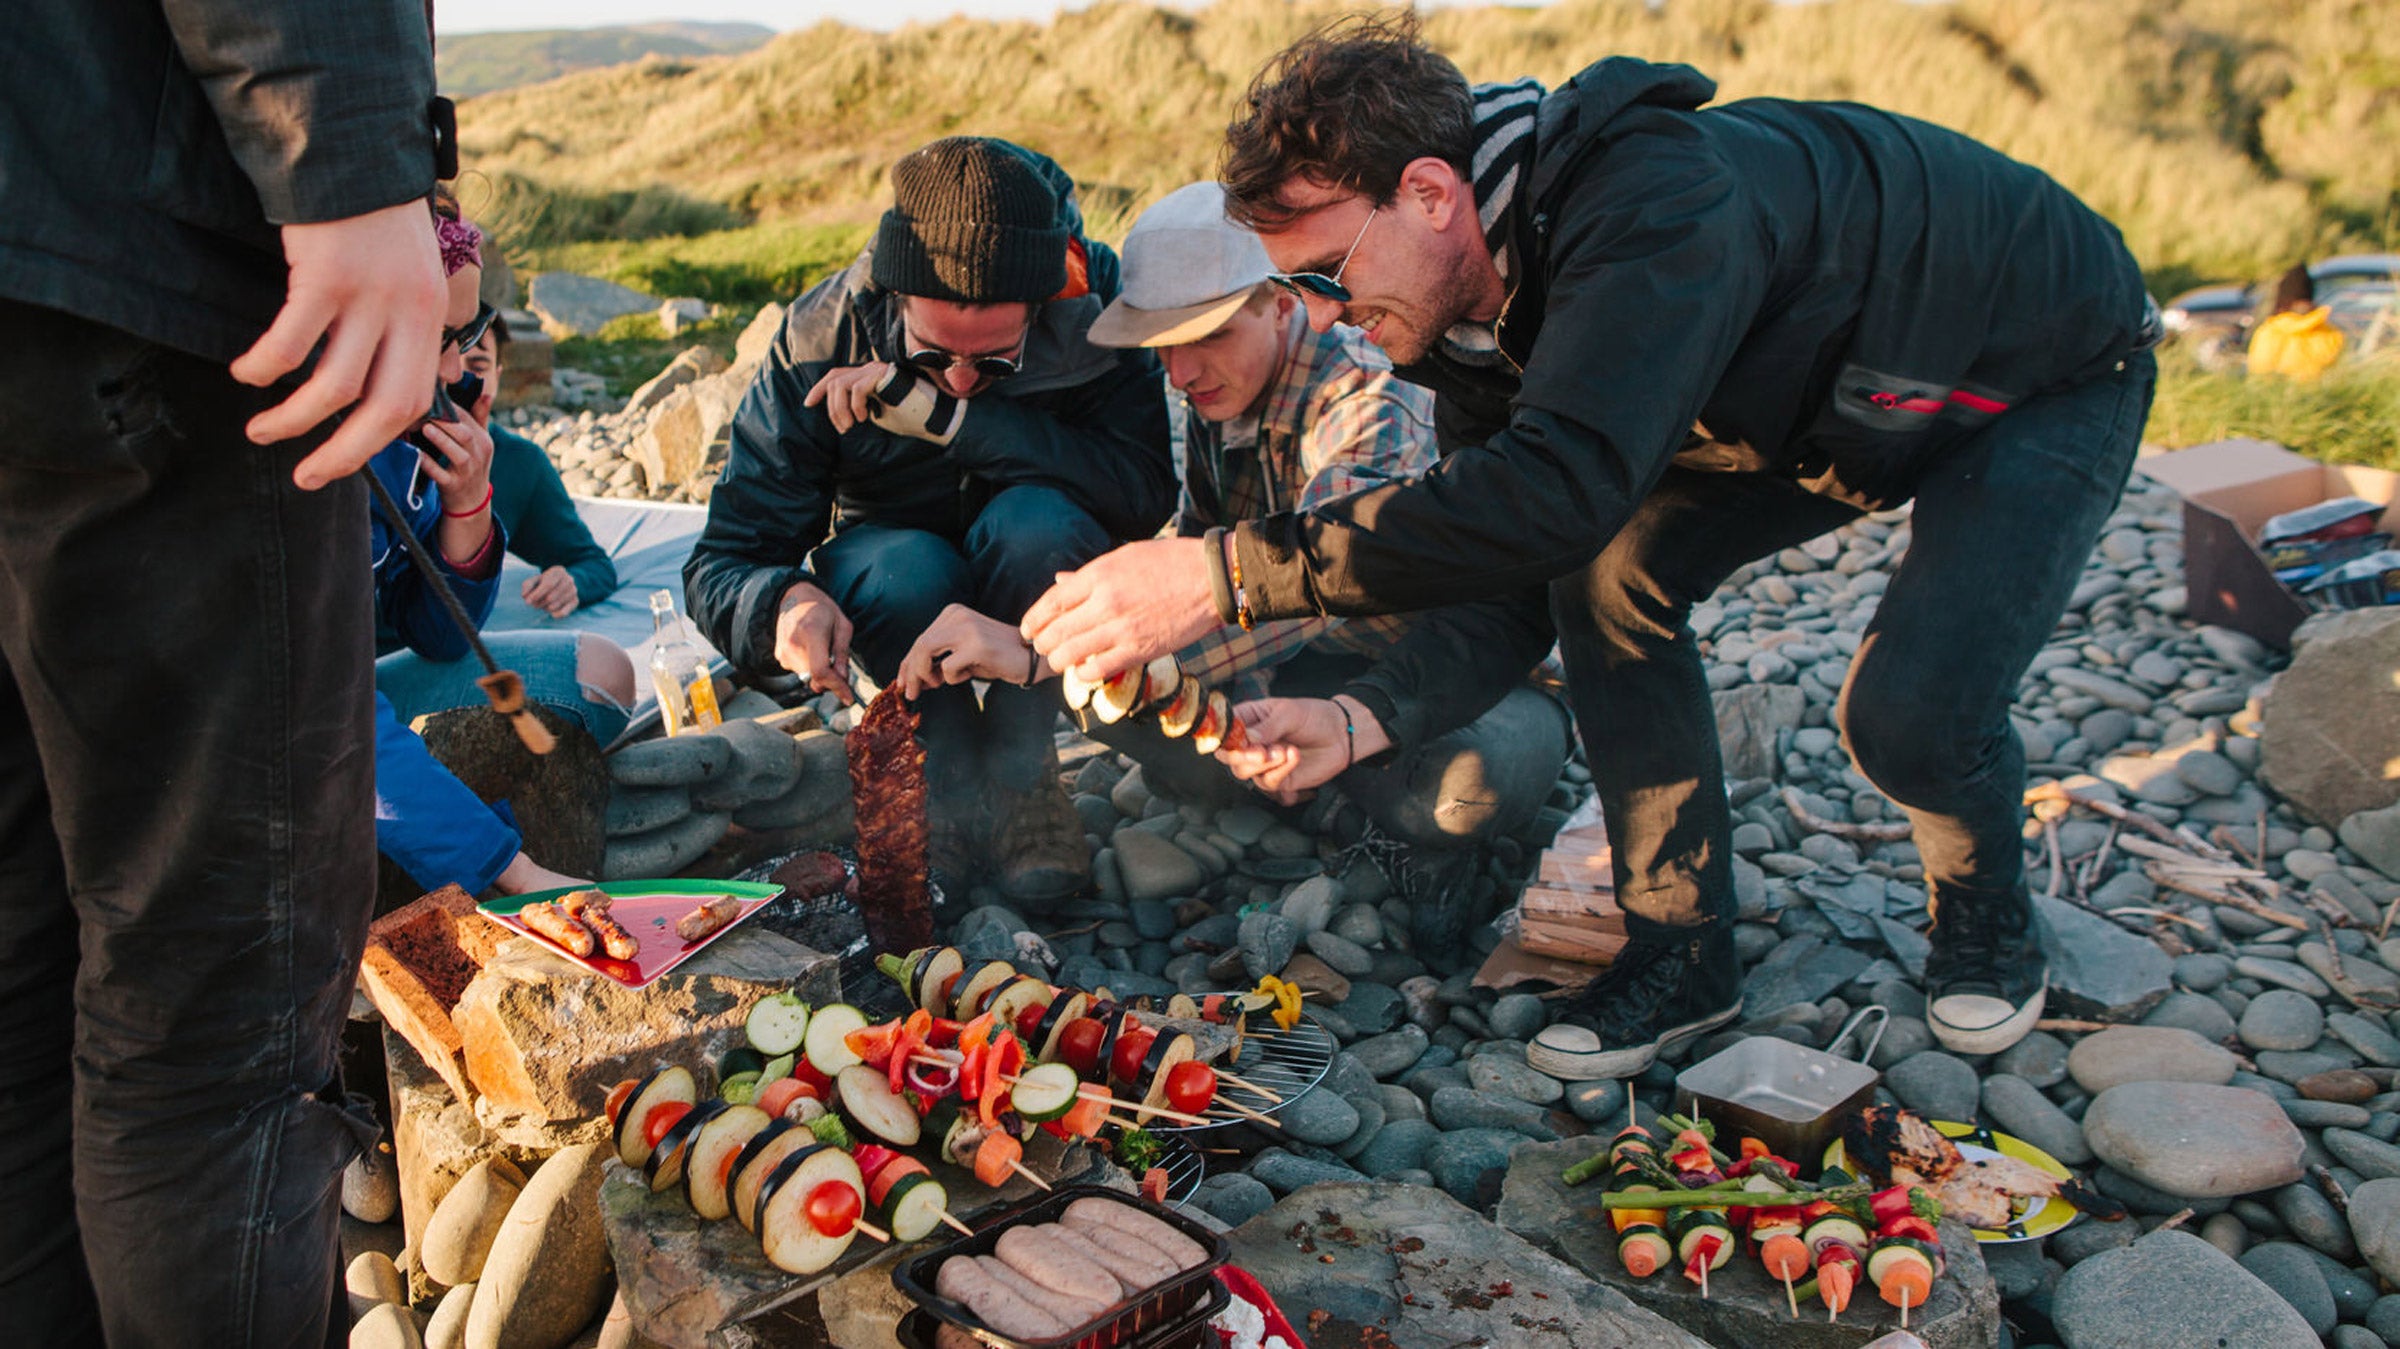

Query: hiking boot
[1554,927,1743,1080]
[1398,846,1489,967]
[926,781,986,895]
[1924,885,2048,1054]
[992,775,1091,906]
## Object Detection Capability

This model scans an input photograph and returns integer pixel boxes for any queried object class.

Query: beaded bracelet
[1203,526,1240,625]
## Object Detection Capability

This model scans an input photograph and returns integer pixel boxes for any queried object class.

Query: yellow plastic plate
[1822,1120,2080,1243]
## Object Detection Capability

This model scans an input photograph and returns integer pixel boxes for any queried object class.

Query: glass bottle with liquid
[648,589,721,736]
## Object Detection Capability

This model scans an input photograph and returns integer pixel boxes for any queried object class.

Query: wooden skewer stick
[1216,1070,1286,1103]
[854,1218,890,1243]
[1782,1270,1798,1319]
[1009,1159,1053,1192]
[939,1212,975,1236]
[1209,1098,1283,1129]
[1900,1285,1911,1331]
[1699,1261,1709,1301]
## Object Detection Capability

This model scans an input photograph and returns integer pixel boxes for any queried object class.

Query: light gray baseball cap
[1089,181,1273,348]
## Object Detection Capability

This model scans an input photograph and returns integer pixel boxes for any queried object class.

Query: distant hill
[438,22,773,98]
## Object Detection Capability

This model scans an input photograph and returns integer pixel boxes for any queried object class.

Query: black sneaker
[1924,887,2048,1055]
[1554,929,1743,1080]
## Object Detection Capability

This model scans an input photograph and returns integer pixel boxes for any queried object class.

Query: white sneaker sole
[1532,999,1744,1082]
[1928,985,2046,1055]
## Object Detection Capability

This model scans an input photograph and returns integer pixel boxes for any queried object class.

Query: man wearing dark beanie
[688,137,1173,903]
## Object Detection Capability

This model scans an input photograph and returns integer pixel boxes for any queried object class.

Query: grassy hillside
[456,0,2400,464]
[438,21,771,98]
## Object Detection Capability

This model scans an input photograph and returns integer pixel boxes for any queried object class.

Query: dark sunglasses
[904,318,1032,383]
[1266,206,1378,304]
[442,301,498,354]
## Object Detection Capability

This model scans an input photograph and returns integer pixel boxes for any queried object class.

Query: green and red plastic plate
[478,879,782,988]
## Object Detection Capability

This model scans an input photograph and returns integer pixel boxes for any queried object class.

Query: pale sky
[432,0,1518,35]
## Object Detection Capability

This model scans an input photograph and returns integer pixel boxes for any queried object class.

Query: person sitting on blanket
[896,183,1570,952]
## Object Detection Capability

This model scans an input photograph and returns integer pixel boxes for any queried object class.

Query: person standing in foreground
[1025,15,2161,1074]
[0,3,447,1343]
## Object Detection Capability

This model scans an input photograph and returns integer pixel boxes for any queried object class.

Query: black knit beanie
[872,137,1067,304]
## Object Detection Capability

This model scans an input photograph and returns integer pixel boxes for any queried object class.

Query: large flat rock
[2051,1228,2318,1348]
[454,925,839,1121]
[2037,895,2172,1020]
[1223,1179,1708,1349]
[2260,607,2400,828]
[1498,1136,1999,1348]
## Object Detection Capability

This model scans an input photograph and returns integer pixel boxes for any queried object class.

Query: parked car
[2162,253,2400,369]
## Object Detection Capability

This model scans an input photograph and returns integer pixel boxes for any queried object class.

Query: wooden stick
[1783,1269,1798,1319]
[854,1218,890,1243]
[2155,1207,2196,1232]
[1780,786,1912,841]
[1210,1099,1284,1130]
[1900,1285,1910,1331]
[1008,1159,1053,1192]
[1099,1095,1213,1127]
[2382,893,2400,943]
[2035,1017,2116,1033]
[1217,1070,1286,1103]
[939,1212,975,1236]
[2212,824,2263,871]
[2106,906,2211,932]
[2043,818,2065,900]
[2150,871,2312,931]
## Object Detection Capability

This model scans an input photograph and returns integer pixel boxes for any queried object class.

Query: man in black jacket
[688,137,1173,903]
[1026,17,2158,1073]
[0,2,447,1343]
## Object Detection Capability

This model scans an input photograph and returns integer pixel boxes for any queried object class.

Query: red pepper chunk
[1880,1214,1940,1245]
[979,1032,1020,1128]
[1868,1185,1916,1228]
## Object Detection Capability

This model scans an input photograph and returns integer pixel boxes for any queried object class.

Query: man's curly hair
[1220,12,1476,229]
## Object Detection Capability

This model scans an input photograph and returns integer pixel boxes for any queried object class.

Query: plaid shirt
[1173,318,1436,700]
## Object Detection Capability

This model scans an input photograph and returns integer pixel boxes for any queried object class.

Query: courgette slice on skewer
[614,1066,698,1169]
[754,1143,864,1274]
[645,1098,726,1192]
[686,1104,773,1221]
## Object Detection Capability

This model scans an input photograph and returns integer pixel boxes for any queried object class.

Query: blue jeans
[0,300,378,1346]
[813,485,1111,792]
[377,629,632,746]
[1553,353,2156,942]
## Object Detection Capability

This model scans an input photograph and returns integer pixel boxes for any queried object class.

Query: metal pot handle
[1824,1003,1888,1065]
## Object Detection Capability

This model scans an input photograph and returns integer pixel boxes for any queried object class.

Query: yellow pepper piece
[1273,980,1303,1031]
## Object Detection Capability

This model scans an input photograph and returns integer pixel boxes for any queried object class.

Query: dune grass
[2148,346,2400,469]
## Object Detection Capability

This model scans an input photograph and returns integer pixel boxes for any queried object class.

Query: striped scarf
[1442,78,1544,365]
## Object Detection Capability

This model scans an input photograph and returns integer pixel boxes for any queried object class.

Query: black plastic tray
[896,1275,1230,1349]
[890,1185,1230,1349]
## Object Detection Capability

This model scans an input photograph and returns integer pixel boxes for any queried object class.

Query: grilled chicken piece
[1844,1105,2128,1228]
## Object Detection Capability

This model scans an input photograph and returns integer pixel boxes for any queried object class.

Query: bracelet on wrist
[1022,639,1038,687]
[1334,696,1357,772]
[1225,531,1255,632]
[443,483,493,518]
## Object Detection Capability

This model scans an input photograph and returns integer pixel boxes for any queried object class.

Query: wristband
[443,483,493,518]
[1334,696,1357,772]
[1203,526,1240,625]
[1022,639,1038,687]
[1225,530,1255,631]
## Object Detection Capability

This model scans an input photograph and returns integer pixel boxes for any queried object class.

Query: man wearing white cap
[901,183,1569,947]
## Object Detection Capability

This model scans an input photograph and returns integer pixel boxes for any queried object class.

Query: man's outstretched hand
[1021,537,1218,683]
[1216,695,1391,804]
[229,200,446,490]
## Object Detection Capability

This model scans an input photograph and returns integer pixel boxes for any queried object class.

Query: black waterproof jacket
[1230,59,2154,748]
[2,2,438,362]
[685,147,1174,676]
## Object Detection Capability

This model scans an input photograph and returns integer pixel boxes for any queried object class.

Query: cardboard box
[2136,439,2400,649]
